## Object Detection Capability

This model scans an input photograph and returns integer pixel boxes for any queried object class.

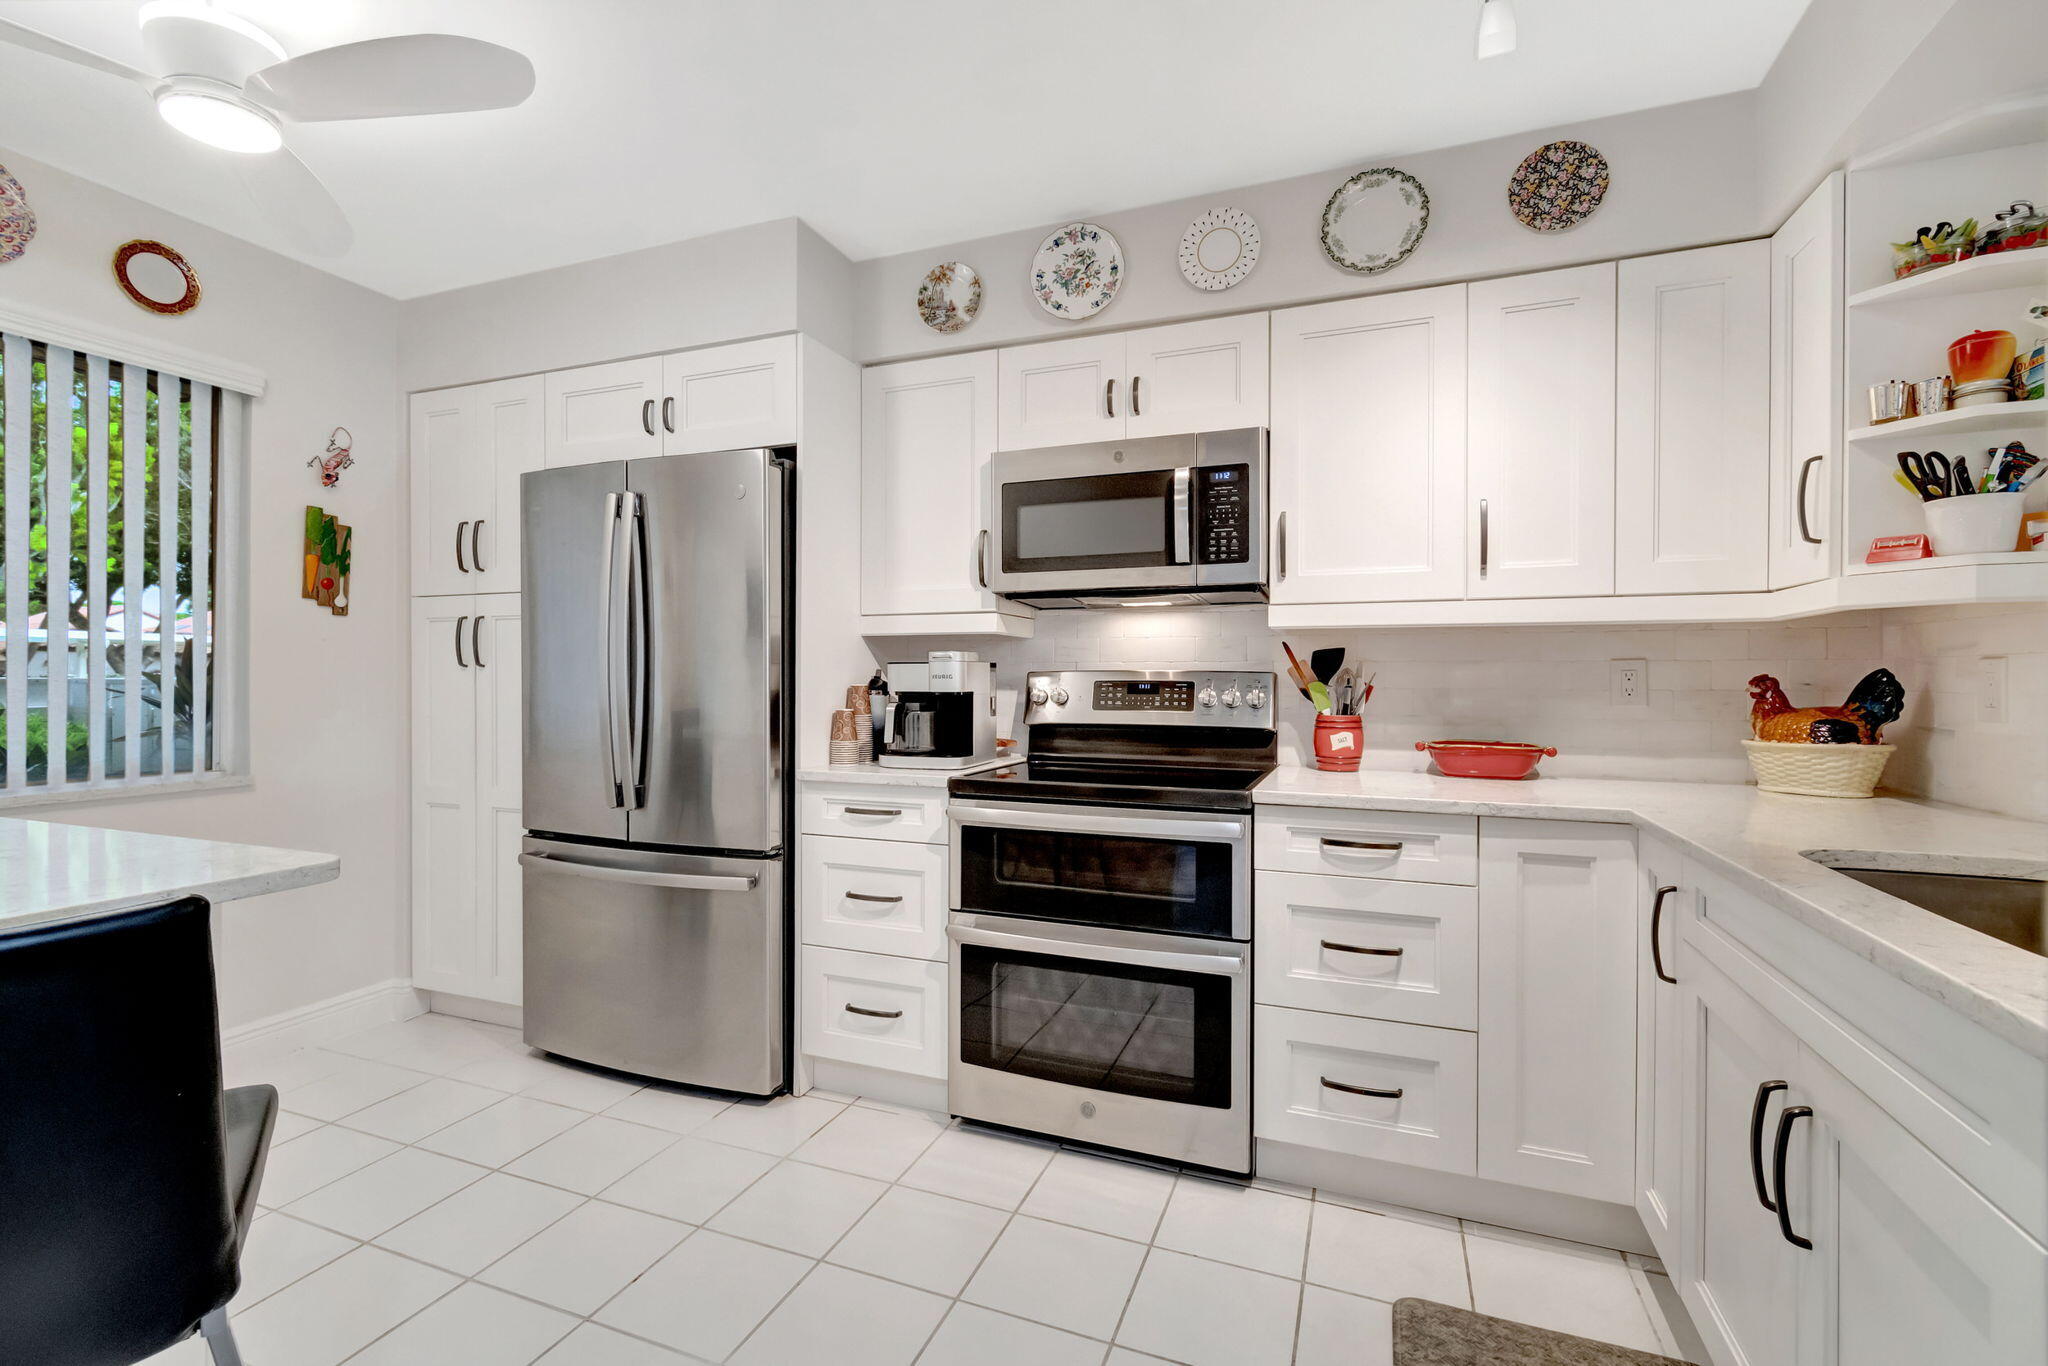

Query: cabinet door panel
[1124,314,1269,438]
[862,352,1004,616]
[472,376,544,595]
[662,335,797,454]
[1468,264,1617,598]
[471,599,523,1004]
[1475,817,1636,1201]
[409,388,477,596]
[1270,286,1467,603]
[410,596,479,994]
[1634,837,1689,1257]
[544,356,663,467]
[1616,242,1770,595]
[997,333,1125,449]
[1768,174,1842,589]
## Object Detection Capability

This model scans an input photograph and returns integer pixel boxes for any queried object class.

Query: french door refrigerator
[519,447,792,1095]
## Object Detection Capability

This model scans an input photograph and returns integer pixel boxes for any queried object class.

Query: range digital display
[1093,679,1194,711]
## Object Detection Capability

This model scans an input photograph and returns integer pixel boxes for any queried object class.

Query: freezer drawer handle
[843,1003,903,1020]
[1320,1076,1403,1100]
[518,852,759,893]
[844,806,905,817]
[845,891,905,904]
[1319,837,1403,852]
[1320,940,1403,957]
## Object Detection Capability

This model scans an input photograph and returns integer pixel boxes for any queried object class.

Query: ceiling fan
[0,0,536,256]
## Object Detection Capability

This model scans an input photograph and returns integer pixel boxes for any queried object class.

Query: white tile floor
[140,1011,1710,1366]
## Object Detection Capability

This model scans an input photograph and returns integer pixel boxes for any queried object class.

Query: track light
[1476,0,1518,59]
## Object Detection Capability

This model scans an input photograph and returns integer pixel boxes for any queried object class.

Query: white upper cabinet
[1468,263,1617,598]
[410,375,543,597]
[997,332,1126,450]
[662,335,798,454]
[1616,242,1770,595]
[471,377,544,594]
[862,351,1005,616]
[1768,173,1844,590]
[1271,285,1467,604]
[1122,314,1269,439]
[543,355,664,467]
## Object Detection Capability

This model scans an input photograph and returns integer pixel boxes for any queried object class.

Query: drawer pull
[1320,838,1403,852]
[1320,940,1403,957]
[844,1003,903,1020]
[843,806,905,817]
[845,891,904,904]
[1320,1076,1403,1100]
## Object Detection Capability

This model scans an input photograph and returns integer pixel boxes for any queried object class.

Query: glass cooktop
[949,757,1272,812]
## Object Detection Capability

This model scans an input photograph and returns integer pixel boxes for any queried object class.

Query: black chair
[0,897,277,1366]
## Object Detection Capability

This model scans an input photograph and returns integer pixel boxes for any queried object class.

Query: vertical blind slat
[86,354,109,784]
[43,346,72,789]
[121,362,142,780]
[2,333,29,790]
[156,370,176,774]
[190,382,211,774]
[213,396,243,775]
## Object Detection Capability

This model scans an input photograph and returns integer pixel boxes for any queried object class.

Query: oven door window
[1000,468,1179,574]
[956,825,1234,938]
[959,944,1232,1107]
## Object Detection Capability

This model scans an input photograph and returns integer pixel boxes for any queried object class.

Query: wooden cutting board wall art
[303,505,352,615]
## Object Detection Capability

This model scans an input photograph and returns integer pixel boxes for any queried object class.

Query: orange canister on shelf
[1948,328,2016,385]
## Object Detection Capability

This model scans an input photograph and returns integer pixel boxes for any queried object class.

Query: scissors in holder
[1896,450,1955,500]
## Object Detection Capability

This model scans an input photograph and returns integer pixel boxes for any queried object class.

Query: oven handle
[948,805,1245,844]
[947,923,1246,977]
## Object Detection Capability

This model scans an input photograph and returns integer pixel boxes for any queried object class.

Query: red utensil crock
[1314,715,1364,772]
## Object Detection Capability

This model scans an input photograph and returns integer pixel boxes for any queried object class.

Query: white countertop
[798,758,1014,789]
[1255,768,2048,1056]
[0,817,341,935]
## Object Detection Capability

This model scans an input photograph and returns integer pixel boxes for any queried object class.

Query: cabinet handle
[844,806,904,817]
[1320,1076,1403,1100]
[641,398,656,436]
[1276,511,1288,580]
[1320,837,1403,852]
[844,1003,903,1020]
[1478,498,1490,578]
[1796,455,1823,545]
[1132,374,1143,416]
[455,519,470,573]
[662,396,675,433]
[1750,1080,1788,1211]
[1105,377,1117,418]
[977,529,990,589]
[1771,1106,1815,1250]
[472,614,486,668]
[454,614,469,668]
[1320,940,1403,956]
[471,519,486,574]
[1649,885,1678,985]
[845,891,904,904]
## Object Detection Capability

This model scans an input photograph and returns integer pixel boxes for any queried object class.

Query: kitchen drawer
[801,946,948,1079]
[1254,871,1477,1029]
[1253,1004,1476,1174]
[799,783,949,844]
[801,834,948,961]
[1254,807,1477,884]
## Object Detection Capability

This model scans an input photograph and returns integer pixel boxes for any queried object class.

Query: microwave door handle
[1172,467,1193,564]
[947,923,1245,977]
[949,805,1245,844]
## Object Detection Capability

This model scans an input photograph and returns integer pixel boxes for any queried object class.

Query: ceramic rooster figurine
[1747,669,1906,744]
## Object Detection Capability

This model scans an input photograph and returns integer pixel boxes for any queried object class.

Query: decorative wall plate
[916,261,983,334]
[1508,140,1610,232]
[0,164,35,264]
[1321,168,1430,274]
[113,239,201,315]
[1031,222,1123,319]
[1179,207,1260,291]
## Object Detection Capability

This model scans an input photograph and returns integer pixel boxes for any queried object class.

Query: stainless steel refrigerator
[519,447,792,1095]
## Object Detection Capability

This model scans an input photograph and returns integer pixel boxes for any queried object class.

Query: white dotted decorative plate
[1031,222,1123,320]
[916,261,982,334]
[1179,207,1260,291]
[1321,167,1430,275]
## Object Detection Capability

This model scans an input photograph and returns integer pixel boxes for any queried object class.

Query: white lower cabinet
[1254,1004,1477,1174]
[1634,834,1690,1250]
[801,945,948,1079]
[1254,870,1477,1030]
[800,833,947,961]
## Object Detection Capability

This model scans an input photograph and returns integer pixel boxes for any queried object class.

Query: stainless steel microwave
[986,428,1266,606]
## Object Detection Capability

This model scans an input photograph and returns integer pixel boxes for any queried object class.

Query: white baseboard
[806,1058,949,1114]
[424,990,524,1031]
[222,978,426,1055]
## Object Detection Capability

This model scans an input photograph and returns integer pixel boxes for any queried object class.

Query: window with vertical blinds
[0,329,229,798]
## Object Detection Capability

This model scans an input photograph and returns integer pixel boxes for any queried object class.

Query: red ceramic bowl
[1415,739,1558,780]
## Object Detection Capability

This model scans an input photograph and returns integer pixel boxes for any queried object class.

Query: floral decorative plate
[1508,140,1610,232]
[1179,207,1260,291]
[916,261,983,334]
[1032,222,1123,319]
[0,164,35,264]
[1321,168,1429,274]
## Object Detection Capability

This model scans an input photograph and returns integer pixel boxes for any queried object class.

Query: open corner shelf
[1847,250,2048,309]
[1847,398,2048,445]
[1849,92,2048,172]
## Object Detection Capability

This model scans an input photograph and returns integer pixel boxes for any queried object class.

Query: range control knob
[1051,687,1071,706]
[1220,687,1242,709]
[1027,686,1049,706]
[1245,686,1268,710]
[1197,686,1219,708]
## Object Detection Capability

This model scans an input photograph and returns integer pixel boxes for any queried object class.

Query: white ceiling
[0,0,1813,299]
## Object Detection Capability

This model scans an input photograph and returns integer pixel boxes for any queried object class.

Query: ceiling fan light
[155,83,282,153]
[1476,0,1518,59]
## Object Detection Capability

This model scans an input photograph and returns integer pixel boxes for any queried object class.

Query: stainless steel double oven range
[946,669,1276,1175]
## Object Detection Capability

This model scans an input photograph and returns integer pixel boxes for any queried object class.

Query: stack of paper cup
[830,708,862,765]
[846,685,874,762]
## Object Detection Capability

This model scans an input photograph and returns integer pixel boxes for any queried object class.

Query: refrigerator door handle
[600,490,626,808]
[624,490,650,809]
[520,852,759,893]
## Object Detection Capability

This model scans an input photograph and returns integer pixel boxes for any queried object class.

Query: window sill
[0,772,254,814]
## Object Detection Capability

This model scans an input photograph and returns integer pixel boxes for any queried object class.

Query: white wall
[0,147,407,1029]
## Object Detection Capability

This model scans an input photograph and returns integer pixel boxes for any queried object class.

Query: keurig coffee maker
[878,653,996,769]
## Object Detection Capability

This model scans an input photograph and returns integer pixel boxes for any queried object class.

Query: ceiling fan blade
[244,34,534,122]
[0,15,153,86]
[138,2,285,83]
[232,146,353,257]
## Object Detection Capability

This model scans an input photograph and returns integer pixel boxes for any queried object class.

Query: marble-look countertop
[797,758,1014,789]
[1255,768,2048,1056]
[0,817,341,935]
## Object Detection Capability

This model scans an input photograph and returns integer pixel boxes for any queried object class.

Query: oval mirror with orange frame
[113,238,201,315]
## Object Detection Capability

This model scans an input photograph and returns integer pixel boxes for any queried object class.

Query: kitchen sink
[1806,856,2046,956]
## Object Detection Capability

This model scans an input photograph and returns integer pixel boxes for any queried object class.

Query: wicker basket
[1742,740,1894,798]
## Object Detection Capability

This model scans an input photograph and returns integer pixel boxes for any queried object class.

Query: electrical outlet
[1979,656,2007,724]
[1610,659,1648,708]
